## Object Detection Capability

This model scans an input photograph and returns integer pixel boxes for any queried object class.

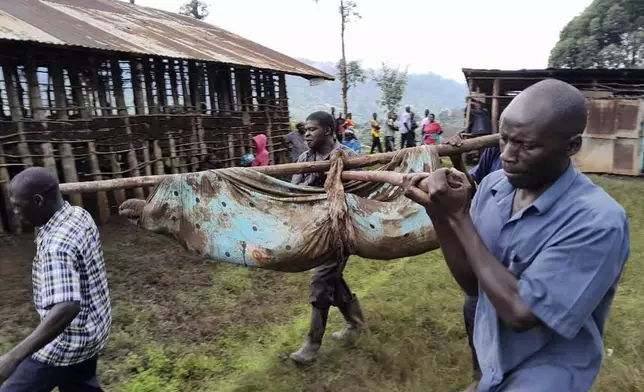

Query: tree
[315,1,363,114]
[179,0,210,20]
[335,59,367,113]
[549,0,644,68]
[372,62,408,115]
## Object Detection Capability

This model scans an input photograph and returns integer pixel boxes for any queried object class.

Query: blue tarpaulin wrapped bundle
[119,146,442,272]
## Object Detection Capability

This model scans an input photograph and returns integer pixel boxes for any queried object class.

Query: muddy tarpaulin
[124,146,442,272]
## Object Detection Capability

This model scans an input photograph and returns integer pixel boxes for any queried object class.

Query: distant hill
[286,59,469,127]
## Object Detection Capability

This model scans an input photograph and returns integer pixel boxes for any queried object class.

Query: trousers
[310,257,353,310]
[0,356,103,392]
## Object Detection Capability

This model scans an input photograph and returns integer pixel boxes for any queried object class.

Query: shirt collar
[35,201,72,244]
[490,162,579,215]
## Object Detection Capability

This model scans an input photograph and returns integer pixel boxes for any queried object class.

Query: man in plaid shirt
[0,167,111,392]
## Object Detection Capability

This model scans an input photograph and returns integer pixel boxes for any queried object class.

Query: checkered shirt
[32,202,111,366]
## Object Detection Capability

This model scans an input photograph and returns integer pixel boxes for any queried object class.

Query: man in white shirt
[399,105,413,149]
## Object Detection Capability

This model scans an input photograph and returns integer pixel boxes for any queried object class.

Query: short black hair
[306,111,335,133]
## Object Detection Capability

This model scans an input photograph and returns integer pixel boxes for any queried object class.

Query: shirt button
[488,366,495,373]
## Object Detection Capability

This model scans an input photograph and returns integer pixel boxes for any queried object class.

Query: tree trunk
[340,0,349,115]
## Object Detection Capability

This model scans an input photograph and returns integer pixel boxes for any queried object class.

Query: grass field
[0,174,643,392]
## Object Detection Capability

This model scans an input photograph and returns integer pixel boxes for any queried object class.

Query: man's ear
[567,134,582,156]
[33,194,44,207]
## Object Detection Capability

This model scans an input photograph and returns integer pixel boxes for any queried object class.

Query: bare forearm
[9,302,80,361]
[431,214,478,296]
[448,216,538,330]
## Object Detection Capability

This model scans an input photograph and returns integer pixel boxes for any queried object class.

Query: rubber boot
[331,295,364,342]
[290,306,329,365]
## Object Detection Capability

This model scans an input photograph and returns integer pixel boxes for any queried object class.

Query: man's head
[305,111,336,151]
[347,113,352,120]
[472,100,482,110]
[372,112,377,120]
[424,109,430,117]
[499,78,587,190]
[405,106,411,113]
[9,167,64,227]
[429,113,435,122]
[296,121,305,133]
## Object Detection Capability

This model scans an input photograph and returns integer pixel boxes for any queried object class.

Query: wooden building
[462,68,644,177]
[0,0,333,233]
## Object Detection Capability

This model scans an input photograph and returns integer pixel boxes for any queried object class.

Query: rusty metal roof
[463,68,644,97]
[0,0,334,80]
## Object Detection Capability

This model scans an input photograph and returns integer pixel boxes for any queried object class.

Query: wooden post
[91,61,110,117]
[108,146,126,206]
[168,59,180,107]
[131,60,145,115]
[87,141,110,223]
[51,62,83,207]
[278,73,287,106]
[68,65,90,119]
[179,61,191,108]
[111,59,144,199]
[188,61,207,158]
[168,135,179,174]
[491,78,501,134]
[142,59,157,115]
[206,65,217,113]
[141,140,153,195]
[153,141,165,175]
[0,142,16,232]
[464,78,474,132]
[3,64,34,169]
[25,61,58,178]
[154,58,167,113]
[227,133,235,168]
[70,65,110,220]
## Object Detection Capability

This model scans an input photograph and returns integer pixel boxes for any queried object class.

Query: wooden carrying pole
[59,134,500,195]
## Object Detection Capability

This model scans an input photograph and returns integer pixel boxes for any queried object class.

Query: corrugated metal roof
[0,0,334,80]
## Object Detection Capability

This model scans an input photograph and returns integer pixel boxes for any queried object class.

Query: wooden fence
[0,45,292,233]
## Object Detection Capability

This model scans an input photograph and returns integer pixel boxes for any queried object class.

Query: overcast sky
[131,0,593,82]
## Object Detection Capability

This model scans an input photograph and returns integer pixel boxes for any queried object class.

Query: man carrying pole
[289,111,364,365]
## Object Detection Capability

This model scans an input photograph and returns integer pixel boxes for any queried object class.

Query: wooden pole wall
[0,50,294,233]
[491,78,501,134]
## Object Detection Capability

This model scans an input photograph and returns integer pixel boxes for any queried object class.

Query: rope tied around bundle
[324,149,357,260]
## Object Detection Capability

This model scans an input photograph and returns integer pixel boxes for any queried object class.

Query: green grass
[100,174,644,391]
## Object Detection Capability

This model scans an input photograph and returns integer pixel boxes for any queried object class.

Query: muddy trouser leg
[400,134,406,149]
[463,295,481,380]
[290,259,347,364]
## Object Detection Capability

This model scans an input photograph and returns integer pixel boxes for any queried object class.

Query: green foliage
[286,60,468,125]
[549,0,644,68]
[178,0,209,20]
[337,59,368,89]
[372,62,409,114]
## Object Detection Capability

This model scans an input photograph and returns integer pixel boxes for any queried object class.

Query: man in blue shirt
[405,79,630,391]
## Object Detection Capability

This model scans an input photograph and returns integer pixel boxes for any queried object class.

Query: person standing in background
[399,106,412,149]
[370,113,383,154]
[421,109,431,142]
[423,114,444,145]
[468,100,492,135]
[385,113,398,152]
[336,112,346,141]
[251,134,270,167]
[284,122,308,163]
[342,129,362,154]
